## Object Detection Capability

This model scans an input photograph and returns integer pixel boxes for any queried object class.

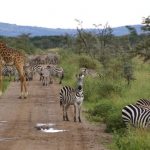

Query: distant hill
[0,22,143,37]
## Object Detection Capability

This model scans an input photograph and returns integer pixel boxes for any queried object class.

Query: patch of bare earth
[0,76,112,150]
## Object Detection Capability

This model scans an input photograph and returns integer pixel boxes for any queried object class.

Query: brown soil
[0,76,112,150]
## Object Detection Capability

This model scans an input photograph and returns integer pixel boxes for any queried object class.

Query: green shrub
[112,129,150,150]
[78,55,97,69]
[98,81,123,98]
[105,109,125,132]
[88,101,113,121]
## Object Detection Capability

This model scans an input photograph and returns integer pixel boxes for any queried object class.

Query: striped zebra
[40,67,52,86]
[59,74,85,122]
[136,98,150,109]
[2,66,15,81]
[122,104,150,128]
[47,65,64,84]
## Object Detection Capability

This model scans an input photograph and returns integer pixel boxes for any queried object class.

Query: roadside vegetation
[1,16,150,149]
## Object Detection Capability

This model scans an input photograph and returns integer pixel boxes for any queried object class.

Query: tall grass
[2,78,10,92]
[59,49,150,149]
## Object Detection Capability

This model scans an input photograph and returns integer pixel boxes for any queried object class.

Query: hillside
[0,22,143,37]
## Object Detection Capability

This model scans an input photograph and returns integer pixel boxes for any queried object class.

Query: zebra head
[75,85,84,105]
[76,73,85,88]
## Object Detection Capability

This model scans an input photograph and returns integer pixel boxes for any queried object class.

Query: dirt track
[0,76,111,150]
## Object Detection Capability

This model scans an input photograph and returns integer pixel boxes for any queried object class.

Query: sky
[0,0,149,29]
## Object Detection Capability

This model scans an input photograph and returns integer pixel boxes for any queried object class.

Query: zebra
[136,98,150,109]
[59,73,85,122]
[47,65,64,84]
[122,104,150,128]
[40,67,51,86]
[2,66,15,81]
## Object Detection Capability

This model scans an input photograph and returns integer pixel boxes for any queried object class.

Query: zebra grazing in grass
[59,74,85,122]
[122,104,150,128]
[136,98,150,109]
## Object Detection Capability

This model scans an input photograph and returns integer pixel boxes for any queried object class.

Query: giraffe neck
[0,43,7,54]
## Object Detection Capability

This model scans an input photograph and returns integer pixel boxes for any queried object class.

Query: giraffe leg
[23,75,28,98]
[16,65,28,99]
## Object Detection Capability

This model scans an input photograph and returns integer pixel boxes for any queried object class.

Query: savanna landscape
[0,16,150,150]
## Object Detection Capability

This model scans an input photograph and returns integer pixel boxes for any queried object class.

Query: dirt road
[0,76,111,150]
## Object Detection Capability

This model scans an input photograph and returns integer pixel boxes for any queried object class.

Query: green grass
[2,78,10,92]
[58,50,150,149]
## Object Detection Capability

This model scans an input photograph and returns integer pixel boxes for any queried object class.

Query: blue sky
[0,0,149,28]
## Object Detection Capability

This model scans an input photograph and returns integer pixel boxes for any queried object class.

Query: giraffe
[0,41,28,98]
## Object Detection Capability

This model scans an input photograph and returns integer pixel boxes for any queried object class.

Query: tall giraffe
[0,41,28,98]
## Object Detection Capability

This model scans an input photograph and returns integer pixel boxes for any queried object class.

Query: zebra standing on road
[40,67,51,86]
[122,104,150,128]
[59,73,85,122]
[47,65,64,84]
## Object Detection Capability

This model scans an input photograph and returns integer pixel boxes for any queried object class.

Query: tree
[126,25,138,47]
[136,16,150,62]
[141,16,150,32]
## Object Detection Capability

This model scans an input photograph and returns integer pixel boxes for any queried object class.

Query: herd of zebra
[2,53,64,86]
[2,52,86,123]
[122,98,150,128]
[2,53,150,126]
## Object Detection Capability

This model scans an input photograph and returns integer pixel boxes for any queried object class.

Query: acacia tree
[74,19,96,56]
[136,16,150,62]
[142,16,150,32]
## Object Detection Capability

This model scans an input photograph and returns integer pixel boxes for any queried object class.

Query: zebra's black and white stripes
[122,104,150,128]
[60,85,84,122]
[47,65,64,84]
[59,73,85,122]
[136,98,150,109]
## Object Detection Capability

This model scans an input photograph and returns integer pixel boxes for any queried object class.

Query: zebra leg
[78,105,82,122]
[63,105,66,121]
[74,104,77,122]
[63,105,69,121]
[65,105,70,121]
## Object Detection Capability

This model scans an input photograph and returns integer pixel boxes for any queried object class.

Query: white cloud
[0,0,149,28]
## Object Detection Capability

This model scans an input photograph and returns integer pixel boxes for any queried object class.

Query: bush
[88,101,113,121]
[78,55,97,69]
[98,81,123,98]
[112,129,150,150]
[105,109,125,132]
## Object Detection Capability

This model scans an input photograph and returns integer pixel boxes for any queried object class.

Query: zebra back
[122,104,150,128]
[136,99,150,109]
[60,86,75,106]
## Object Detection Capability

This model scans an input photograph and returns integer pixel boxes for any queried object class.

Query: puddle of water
[0,121,7,123]
[0,121,8,126]
[41,128,67,133]
[35,123,68,133]
[36,123,55,127]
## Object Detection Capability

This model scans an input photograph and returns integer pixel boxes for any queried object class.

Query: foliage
[78,55,98,69]
[142,16,150,32]
[111,129,150,150]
